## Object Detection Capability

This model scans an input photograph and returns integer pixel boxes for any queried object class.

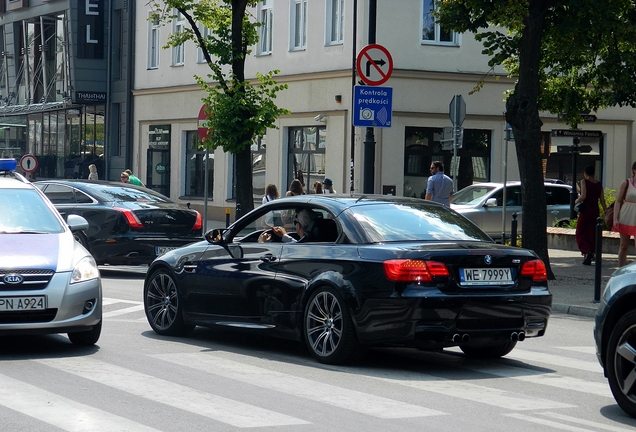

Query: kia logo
[3,274,23,284]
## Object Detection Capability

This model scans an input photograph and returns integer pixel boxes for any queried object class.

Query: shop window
[287,126,326,194]
[184,131,213,198]
[252,133,267,199]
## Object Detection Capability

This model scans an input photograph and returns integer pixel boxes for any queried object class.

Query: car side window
[42,184,76,204]
[75,190,93,204]
[494,187,521,206]
[546,186,570,205]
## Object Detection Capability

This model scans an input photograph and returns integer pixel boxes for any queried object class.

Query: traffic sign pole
[448,95,466,192]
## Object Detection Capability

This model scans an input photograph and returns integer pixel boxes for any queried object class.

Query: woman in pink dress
[614,161,636,267]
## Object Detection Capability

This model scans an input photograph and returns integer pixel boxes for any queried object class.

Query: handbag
[574,200,584,213]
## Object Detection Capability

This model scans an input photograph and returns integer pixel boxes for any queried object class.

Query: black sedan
[594,264,636,418]
[143,195,552,365]
[34,180,202,265]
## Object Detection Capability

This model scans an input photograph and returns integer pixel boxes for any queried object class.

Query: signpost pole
[363,0,377,194]
[570,136,579,220]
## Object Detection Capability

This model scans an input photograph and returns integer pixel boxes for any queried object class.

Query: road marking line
[35,357,308,428]
[0,373,160,432]
[539,412,636,432]
[103,297,142,305]
[556,346,597,355]
[103,304,144,318]
[153,352,446,419]
[505,413,596,431]
[506,349,603,373]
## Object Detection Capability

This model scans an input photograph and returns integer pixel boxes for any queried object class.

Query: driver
[258,209,318,243]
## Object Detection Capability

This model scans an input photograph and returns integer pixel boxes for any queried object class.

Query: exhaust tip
[518,331,526,342]
[510,332,519,341]
[461,333,471,343]
[452,333,461,343]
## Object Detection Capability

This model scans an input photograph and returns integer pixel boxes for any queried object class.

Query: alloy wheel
[146,272,179,332]
[305,290,343,358]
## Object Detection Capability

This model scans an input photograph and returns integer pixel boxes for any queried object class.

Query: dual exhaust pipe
[451,331,526,344]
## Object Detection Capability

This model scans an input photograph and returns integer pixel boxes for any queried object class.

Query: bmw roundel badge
[484,255,493,265]
[3,273,24,284]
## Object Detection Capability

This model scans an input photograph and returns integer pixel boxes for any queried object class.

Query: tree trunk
[505,0,555,279]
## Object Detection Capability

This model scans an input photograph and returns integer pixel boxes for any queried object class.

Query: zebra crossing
[1,297,634,431]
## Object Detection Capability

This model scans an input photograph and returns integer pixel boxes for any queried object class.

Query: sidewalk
[548,248,619,318]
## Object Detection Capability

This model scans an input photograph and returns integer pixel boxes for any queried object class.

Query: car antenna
[355,195,367,203]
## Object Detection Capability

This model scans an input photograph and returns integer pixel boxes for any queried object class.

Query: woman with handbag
[575,165,606,265]
[614,161,636,267]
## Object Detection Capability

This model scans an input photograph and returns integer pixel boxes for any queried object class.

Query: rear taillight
[115,207,144,229]
[520,259,547,282]
[192,211,202,231]
[383,259,449,282]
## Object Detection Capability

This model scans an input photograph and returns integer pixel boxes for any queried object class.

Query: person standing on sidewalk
[575,165,606,265]
[614,161,636,267]
[425,161,454,207]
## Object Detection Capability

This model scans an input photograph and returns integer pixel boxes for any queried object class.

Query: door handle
[260,254,276,262]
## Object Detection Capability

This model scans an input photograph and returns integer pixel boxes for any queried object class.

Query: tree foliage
[435,0,636,277]
[149,0,290,215]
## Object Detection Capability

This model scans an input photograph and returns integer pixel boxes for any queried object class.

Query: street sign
[198,105,212,142]
[581,114,597,122]
[449,95,466,127]
[19,154,38,172]
[557,145,593,153]
[356,44,394,86]
[441,127,463,150]
[353,86,392,128]
[551,129,603,138]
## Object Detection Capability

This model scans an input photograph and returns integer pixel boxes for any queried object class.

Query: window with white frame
[173,11,185,66]
[326,0,344,45]
[148,15,160,69]
[259,0,273,54]
[421,0,456,45]
[197,26,210,63]
[290,0,307,50]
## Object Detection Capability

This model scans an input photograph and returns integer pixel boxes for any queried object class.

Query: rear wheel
[303,287,364,365]
[460,340,517,358]
[68,320,102,346]
[606,310,636,418]
[144,269,195,336]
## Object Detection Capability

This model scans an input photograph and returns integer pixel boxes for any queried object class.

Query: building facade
[133,0,635,221]
[0,0,134,182]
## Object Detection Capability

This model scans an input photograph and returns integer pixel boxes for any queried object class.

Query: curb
[552,302,598,318]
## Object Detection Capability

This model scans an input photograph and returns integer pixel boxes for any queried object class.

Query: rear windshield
[0,189,64,233]
[452,185,496,205]
[348,202,492,242]
[85,184,172,203]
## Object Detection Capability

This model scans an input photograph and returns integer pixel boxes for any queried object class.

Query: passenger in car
[258,209,318,243]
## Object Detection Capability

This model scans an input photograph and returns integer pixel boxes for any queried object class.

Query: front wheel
[460,340,517,359]
[303,287,364,365]
[606,310,636,418]
[68,320,102,346]
[144,269,195,336]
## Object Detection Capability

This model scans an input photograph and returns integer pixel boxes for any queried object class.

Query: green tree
[149,0,289,216]
[435,0,636,278]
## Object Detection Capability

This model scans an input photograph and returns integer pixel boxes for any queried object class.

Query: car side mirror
[206,228,226,244]
[485,198,498,207]
[66,214,89,231]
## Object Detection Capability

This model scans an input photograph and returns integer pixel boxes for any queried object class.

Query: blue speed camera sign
[353,86,392,128]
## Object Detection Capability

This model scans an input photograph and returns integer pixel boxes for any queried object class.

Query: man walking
[425,161,454,207]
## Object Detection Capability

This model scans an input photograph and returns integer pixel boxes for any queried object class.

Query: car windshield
[452,185,496,205]
[349,202,492,242]
[85,184,172,203]
[0,189,64,233]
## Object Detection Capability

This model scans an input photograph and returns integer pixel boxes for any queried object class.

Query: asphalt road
[0,268,635,431]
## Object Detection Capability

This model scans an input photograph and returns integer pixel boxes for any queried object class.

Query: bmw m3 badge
[484,255,493,265]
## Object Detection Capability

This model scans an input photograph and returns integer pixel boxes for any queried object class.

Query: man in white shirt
[259,209,318,243]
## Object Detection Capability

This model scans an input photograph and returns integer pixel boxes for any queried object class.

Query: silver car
[0,159,102,345]
[451,182,573,240]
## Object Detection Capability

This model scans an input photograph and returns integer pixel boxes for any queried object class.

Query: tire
[460,340,517,359]
[303,287,363,365]
[605,309,636,418]
[68,320,102,346]
[144,269,195,336]
[74,231,90,250]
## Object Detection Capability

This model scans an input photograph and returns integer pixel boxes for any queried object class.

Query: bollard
[594,217,603,302]
[510,213,518,247]
[225,207,231,228]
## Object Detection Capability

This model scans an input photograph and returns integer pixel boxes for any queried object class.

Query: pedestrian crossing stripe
[34,357,308,428]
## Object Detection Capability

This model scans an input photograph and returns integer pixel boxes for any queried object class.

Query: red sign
[19,154,38,173]
[198,105,212,142]
[356,44,393,86]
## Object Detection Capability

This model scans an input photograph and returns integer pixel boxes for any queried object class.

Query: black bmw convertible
[143,195,552,365]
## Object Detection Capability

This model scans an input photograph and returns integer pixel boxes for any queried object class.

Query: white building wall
[133,0,636,220]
